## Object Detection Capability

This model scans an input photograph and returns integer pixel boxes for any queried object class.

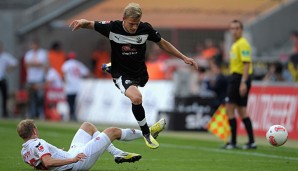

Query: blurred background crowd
[0,0,298,121]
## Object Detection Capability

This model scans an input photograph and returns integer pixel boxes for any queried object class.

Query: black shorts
[225,73,251,106]
[113,75,149,94]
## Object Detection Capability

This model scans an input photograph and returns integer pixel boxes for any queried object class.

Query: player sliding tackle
[17,118,166,170]
[69,2,197,149]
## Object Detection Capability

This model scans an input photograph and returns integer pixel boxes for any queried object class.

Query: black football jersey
[94,20,161,78]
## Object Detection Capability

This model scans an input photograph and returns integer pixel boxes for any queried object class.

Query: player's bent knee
[103,127,121,141]
[80,122,92,129]
[80,122,97,135]
[131,96,142,105]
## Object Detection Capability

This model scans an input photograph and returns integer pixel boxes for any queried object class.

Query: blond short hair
[17,119,36,139]
[123,2,142,19]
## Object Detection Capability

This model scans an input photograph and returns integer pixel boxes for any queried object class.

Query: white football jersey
[21,138,74,170]
[0,51,17,80]
[24,49,48,83]
[62,59,89,94]
[46,68,63,89]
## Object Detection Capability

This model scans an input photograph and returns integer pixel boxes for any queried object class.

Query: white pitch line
[159,143,298,161]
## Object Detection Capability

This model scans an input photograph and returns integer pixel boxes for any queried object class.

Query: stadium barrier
[77,79,298,140]
[240,82,298,140]
[44,87,68,121]
[76,79,174,126]
[158,96,216,131]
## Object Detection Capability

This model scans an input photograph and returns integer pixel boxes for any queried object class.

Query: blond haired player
[69,2,197,149]
[17,118,165,170]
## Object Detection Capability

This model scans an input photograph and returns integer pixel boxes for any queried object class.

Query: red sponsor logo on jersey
[122,45,131,52]
[269,136,277,146]
[38,145,44,152]
[122,44,137,52]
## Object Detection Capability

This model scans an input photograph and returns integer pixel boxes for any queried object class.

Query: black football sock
[132,103,150,135]
[229,118,237,145]
[242,117,255,144]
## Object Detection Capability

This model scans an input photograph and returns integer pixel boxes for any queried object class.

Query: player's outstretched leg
[113,117,166,163]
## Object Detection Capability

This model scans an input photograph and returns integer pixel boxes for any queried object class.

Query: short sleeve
[240,42,252,62]
[94,21,112,37]
[33,141,51,159]
[144,22,161,43]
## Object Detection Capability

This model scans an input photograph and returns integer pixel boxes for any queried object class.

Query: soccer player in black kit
[70,2,198,149]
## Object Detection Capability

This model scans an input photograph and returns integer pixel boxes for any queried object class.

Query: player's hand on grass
[73,153,87,163]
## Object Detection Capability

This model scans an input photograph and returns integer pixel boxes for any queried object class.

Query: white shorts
[69,129,111,171]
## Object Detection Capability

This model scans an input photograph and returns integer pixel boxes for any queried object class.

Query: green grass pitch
[1,119,297,171]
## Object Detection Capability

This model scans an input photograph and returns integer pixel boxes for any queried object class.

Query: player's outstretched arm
[69,19,95,31]
[41,153,86,167]
[157,38,198,70]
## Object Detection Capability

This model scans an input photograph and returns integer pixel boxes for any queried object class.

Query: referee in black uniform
[223,20,256,150]
[70,2,198,149]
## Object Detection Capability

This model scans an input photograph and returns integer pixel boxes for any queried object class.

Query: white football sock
[120,128,143,141]
[107,144,124,156]
[93,131,124,156]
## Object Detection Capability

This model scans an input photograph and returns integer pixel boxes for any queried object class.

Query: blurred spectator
[45,65,63,89]
[206,58,227,108]
[200,39,219,60]
[193,43,204,57]
[146,44,167,80]
[48,41,66,77]
[149,42,171,61]
[263,61,292,82]
[288,30,298,81]
[0,41,18,118]
[62,52,90,121]
[213,41,224,67]
[173,67,199,97]
[197,60,214,97]
[24,39,48,119]
[91,41,110,78]
[194,40,226,78]
[44,65,65,121]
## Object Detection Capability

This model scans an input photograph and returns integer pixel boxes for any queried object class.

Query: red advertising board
[238,83,298,140]
[44,87,67,121]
